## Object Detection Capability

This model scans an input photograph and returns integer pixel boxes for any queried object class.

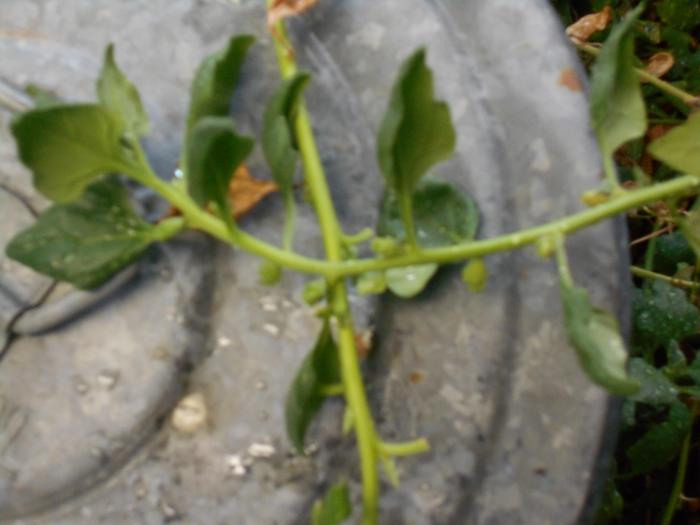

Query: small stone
[248,442,276,458]
[259,296,278,312]
[254,380,267,391]
[226,454,247,476]
[262,323,280,336]
[159,499,179,521]
[72,376,89,395]
[171,392,207,434]
[217,336,232,348]
[304,442,319,456]
[96,370,120,390]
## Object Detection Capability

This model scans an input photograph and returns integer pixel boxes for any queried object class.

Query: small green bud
[371,236,400,258]
[462,258,488,292]
[258,260,282,285]
[536,235,556,259]
[302,278,327,305]
[356,271,387,295]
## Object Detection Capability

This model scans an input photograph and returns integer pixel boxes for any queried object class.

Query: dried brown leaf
[228,164,278,220]
[267,0,319,27]
[566,6,612,44]
[644,52,675,80]
[558,68,583,92]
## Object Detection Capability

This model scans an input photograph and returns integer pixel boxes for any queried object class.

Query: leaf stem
[378,438,431,457]
[399,188,419,249]
[554,234,574,288]
[631,266,700,290]
[660,405,695,525]
[576,42,699,106]
[282,190,297,251]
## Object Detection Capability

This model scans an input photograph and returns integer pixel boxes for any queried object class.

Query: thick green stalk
[268,6,380,523]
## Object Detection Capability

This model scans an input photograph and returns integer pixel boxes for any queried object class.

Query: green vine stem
[136,161,700,281]
[659,405,696,525]
[631,266,700,290]
[576,42,700,106]
[267,4,381,523]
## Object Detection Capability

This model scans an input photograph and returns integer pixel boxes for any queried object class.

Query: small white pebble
[217,336,232,347]
[254,380,267,391]
[226,454,247,476]
[171,392,207,434]
[96,370,119,390]
[259,296,279,312]
[248,442,276,458]
[281,299,294,309]
[262,323,280,336]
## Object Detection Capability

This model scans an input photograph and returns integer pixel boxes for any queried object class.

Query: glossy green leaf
[96,44,149,138]
[589,4,646,161]
[5,177,158,289]
[184,35,254,152]
[311,482,352,525]
[626,400,692,476]
[385,264,438,299]
[648,112,700,175]
[10,104,138,203]
[262,72,310,192]
[285,321,341,452]
[632,281,700,351]
[628,358,679,406]
[561,285,640,396]
[378,181,478,248]
[377,48,456,196]
[186,116,254,226]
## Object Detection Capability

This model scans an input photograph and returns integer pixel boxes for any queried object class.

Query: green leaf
[262,72,310,192]
[658,0,700,32]
[385,264,438,299]
[378,181,478,248]
[25,84,61,108]
[186,116,254,226]
[378,180,478,298]
[377,48,456,196]
[561,285,640,396]
[184,35,254,155]
[654,231,696,275]
[632,281,700,351]
[648,112,700,175]
[5,177,158,289]
[626,400,692,476]
[680,203,700,260]
[285,321,341,452]
[10,104,139,203]
[593,476,624,525]
[589,4,646,161]
[311,482,352,525]
[628,358,679,406]
[96,44,150,138]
